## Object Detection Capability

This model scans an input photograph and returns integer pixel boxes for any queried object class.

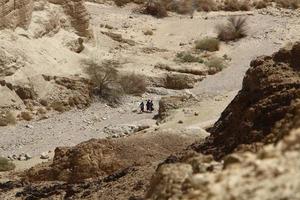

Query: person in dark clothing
[146,100,151,112]
[140,101,144,112]
[150,100,154,112]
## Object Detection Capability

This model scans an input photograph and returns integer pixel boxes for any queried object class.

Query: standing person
[140,101,145,113]
[146,100,151,112]
[189,0,197,19]
[150,100,154,112]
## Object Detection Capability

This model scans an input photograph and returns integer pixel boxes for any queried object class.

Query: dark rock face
[192,42,300,160]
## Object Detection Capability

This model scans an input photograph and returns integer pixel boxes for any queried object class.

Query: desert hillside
[0,0,299,199]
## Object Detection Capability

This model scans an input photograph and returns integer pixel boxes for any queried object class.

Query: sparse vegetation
[175,52,204,63]
[21,111,33,121]
[119,73,147,96]
[223,0,251,11]
[143,29,154,35]
[51,102,66,113]
[0,157,15,172]
[275,0,300,9]
[253,0,268,9]
[205,56,227,74]
[0,111,17,126]
[195,37,220,52]
[217,16,248,42]
[114,0,145,6]
[83,59,124,105]
[195,0,218,12]
[84,59,120,96]
[164,73,195,89]
[141,0,168,18]
[155,63,206,75]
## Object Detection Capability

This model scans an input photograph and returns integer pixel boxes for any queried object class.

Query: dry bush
[21,111,33,121]
[83,59,123,105]
[0,111,17,126]
[141,0,168,18]
[217,16,248,41]
[37,107,47,114]
[143,29,154,35]
[0,157,15,172]
[253,0,268,9]
[155,63,207,75]
[175,52,204,63]
[119,73,147,96]
[5,111,16,125]
[84,59,119,96]
[164,73,195,89]
[34,0,47,11]
[205,56,227,74]
[195,37,220,52]
[195,0,218,12]
[114,0,145,6]
[223,0,251,11]
[275,0,300,9]
[51,102,66,113]
[114,0,130,6]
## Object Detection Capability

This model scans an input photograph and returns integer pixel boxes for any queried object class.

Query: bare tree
[84,59,119,96]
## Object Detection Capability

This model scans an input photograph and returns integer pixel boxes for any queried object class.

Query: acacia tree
[84,59,119,96]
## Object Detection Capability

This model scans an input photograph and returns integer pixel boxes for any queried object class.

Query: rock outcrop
[0,0,92,37]
[0,0,34,29]
[145,42,300,200]
[48,0,92,37]
[25,131,201,182]
[147,128,300,200]
[191,42,300,159]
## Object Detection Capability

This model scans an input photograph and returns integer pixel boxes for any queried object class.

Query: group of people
[139,100,154,113]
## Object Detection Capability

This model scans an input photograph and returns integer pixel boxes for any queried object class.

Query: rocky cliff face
[0,0,34,29]
[48,0,92,37]
[0,0,92,37]
[191,42,300,159]
[145,42,300,200]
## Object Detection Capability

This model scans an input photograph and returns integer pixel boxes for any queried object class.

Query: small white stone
[40,152,49,159]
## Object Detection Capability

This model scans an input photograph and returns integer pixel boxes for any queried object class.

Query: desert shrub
[119,73,147,96]
[195,0,218,11]
[239,0,251,10]
[37,107,47,114]
[114,0,130,6]
[155,63,207,75]
[141,0,168,18]
[144,29,154,35]
[205,56,227,74]
[253,0,268,9]
[0,111,17,126]
[0,157,15,172]
[176,52,204,63]
[217,16,248,41]
[223,0,250,11]
[275,0,300,9]
[114,0,145,6]
[195,37,220,52]
[51,102,66,112]
[5,111,16,125]
[83,59,123,105]
[164,73,195,89]
[21,111,33,121]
